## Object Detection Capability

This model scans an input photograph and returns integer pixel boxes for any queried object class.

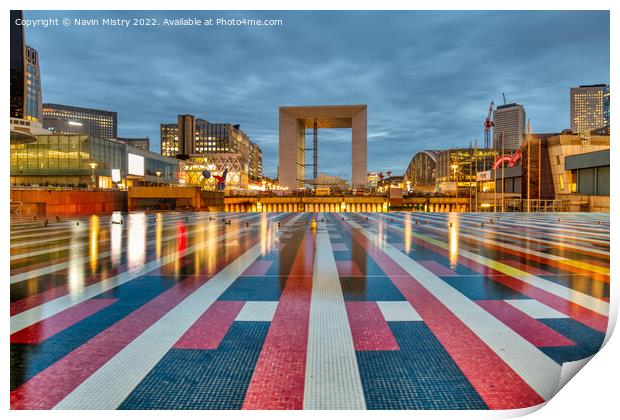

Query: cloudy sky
[25,10,609,179]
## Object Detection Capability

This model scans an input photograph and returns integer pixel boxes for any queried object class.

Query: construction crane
[502,93,507,105]
[484,100,495,149]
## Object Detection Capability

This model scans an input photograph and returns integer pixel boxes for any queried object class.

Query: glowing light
[110,212,122,266]
[448,213,459,270]
[127,213,146,270]
[111,169,121,183]
[155,213,163,259]
[128,153,145,176]
[404,213,412,254]
[89,215,100,273]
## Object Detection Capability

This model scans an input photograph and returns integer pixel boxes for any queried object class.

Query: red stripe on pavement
[242,260,273,276]
[9,216,278,410]
[243,230,314,410]
[173,301,244,350]
[383,220,609,333]
[346,224,545,409]
[345,301,399,351]
[10,276,207,409]
[336,260,363,277]
[476,300,575,347]
[418,260,456,276]
[418,222,610,281]
[10,255,196,316]
[11,298,117,344]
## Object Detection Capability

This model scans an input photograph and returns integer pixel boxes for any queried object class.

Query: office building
[43,103,118,140]
[117,137,150,151]
[493,103,526,151]
[25,45,42,122]
[10,11,25,119]
[279,105,367,190]
[570,84,610,134]
[161,114,263,186]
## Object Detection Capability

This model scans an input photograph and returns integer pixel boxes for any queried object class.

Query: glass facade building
[10,134,180,188]
[118,137,150,151]
[10,10,26,119]
[493,103,526,152]
[11,134,123,187]
[43,103,118,140]
[436,148,497,185]
[25,45,42,122]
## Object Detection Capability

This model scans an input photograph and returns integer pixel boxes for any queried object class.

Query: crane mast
[484,100,495,149]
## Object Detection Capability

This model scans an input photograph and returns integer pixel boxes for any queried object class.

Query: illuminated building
[310,173,349,191]
[181,154,249,192]
[161,114,263,188]
[10,134,180,188]
[493,103,526,151]
[403,150,439,192]
[432,148,496,194]
[25,45,42,122]
[367,172,380,190]
[117,137,150,151]
[278,105,367,190]
[377,175,404,192]
[570,84,610,134]
[43,103,118,140]
[10,11,25,119]
[476,132,610,212]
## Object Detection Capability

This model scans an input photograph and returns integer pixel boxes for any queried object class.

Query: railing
[480,198,571,212]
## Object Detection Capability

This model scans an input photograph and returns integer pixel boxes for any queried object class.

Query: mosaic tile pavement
[9,211,610,410]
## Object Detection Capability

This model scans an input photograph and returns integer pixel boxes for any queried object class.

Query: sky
[25,10,609,179]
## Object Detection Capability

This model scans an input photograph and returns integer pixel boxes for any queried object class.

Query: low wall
[10,189,127,216]
[556,194,610,212]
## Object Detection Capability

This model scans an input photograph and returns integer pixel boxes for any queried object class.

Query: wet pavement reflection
[10,212,609,410]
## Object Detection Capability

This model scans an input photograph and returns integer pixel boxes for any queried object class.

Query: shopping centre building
[10,134,181,189]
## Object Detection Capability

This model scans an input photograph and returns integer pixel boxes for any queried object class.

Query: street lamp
[89,162,98,189]
[155,169,162,185]
[451,163,459,197]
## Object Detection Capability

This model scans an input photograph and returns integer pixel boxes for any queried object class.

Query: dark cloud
[25,10,609,178]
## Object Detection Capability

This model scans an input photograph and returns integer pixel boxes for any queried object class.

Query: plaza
[10,211,609,410]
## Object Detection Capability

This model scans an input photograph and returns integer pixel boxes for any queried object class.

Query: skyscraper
[117,137,150,151]
[493,103,526,152]
[570,84,609,134]
[25,45,43,122]
[10,10,26,119]
[42,103,118,139]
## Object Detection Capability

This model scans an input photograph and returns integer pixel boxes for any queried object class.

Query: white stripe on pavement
[53,213,303,409]
[368,214,609,316]
[303,221,366,410]
[10,214,273,333]
[347,219,561,401]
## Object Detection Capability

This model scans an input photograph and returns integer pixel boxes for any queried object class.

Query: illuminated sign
[68,121,82,126]
[128,153,144,176]
[476,171,492,181]
[111,169,121,183]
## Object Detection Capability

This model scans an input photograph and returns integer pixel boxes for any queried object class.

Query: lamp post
[155,169,162,186]
[451,163,459,197]
[89,162,98,189]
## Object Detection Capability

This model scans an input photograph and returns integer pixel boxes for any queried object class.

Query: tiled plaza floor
[10,212,610,409]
